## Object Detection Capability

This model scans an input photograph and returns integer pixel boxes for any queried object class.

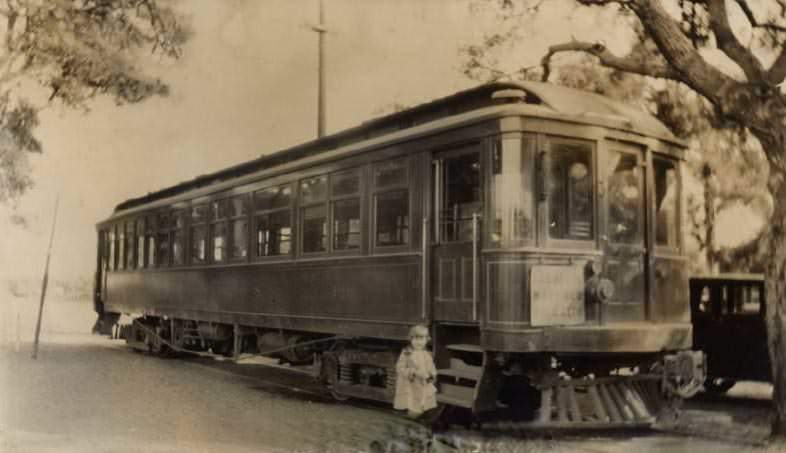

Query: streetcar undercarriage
[116,314,704,430]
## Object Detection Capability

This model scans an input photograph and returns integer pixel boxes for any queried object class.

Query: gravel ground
[0,298,781,452]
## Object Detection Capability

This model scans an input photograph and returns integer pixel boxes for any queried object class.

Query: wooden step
[437,367,482,381]
[437,382,475,408]
[446,344,483,353]
[439,357,483,379]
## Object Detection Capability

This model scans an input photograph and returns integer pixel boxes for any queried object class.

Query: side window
[172,210,186,265]
[654,157,680,249]
[146,215,156,267]
[331,169,361,251]
[227,195,249,261]
[118,223,126,270]
[101,230,109,271]
[190,203,208,264]
[108,227,115,270]
[607,151,641,244]
[548,140,594,240]
[301,176,328,254]
[156,211,171,267]
[374,159,409,248]
[136,219,145,268]
[254,184,293,257]
[211,200,227,262]
[125,221,135,269]
[489,136,535,246]
[731,283,762,315]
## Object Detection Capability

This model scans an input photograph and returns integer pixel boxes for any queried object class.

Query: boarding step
[437,382,475,408]
[437,345,486,410]
[446,344,483,353]
[438,358,483,381]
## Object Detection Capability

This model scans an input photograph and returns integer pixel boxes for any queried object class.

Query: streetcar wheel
[704,377,736,394]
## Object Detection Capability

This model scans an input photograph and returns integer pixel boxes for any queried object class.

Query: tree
[0,0,186,205]
[470,0,786,438]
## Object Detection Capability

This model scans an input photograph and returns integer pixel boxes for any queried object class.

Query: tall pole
[310,0,327,138]
[32,196,59,359]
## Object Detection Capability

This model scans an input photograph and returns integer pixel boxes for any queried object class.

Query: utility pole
[32,196,59,359]
[308,0,327,138]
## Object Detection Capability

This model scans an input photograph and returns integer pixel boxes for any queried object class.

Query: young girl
[394,324,438,418]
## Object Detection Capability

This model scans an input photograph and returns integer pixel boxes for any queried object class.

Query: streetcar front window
[548,141,594,240]
[654,157,679,249]
[607,151,641,244]
[489,136,534,246]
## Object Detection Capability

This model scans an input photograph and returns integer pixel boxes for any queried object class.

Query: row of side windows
[102,158,410,271]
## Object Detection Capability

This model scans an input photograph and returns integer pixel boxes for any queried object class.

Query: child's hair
[408,324,430,341]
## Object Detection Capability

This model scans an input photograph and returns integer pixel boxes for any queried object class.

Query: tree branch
[734,0,786,34]
[769,46,786,85]
[541,40,679,82]
[626,0,738,105]
[575,0,629,5]
[707,0,765,82]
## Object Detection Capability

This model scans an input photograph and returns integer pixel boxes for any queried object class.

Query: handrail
[472,213,479,322]
[422,216,428,320]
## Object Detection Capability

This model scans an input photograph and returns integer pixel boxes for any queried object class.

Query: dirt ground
[0,298,782,453]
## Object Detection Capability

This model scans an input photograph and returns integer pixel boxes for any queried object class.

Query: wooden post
[14,298,20,353]
[308,0,327,138]
[31,197,59,360]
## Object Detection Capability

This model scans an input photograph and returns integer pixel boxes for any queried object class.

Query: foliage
[0,0,187,203]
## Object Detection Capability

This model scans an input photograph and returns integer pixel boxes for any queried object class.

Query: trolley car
[94,82,704,429]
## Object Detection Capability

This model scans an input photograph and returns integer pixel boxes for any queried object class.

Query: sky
[0,0,765,283]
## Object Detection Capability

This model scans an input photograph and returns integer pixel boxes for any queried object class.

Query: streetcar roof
[103,81,683,221]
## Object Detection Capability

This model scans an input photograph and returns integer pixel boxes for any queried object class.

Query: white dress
[393,347,438,414]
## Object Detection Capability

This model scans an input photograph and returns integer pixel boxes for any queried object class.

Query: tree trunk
[765,174,786,439]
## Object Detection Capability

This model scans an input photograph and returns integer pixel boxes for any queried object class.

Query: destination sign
[530,265,586,326]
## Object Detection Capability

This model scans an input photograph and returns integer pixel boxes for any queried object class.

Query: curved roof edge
[113,82,681,213]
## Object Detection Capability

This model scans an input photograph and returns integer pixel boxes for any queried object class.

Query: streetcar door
[431,144,482,323]
[603,143,646,319]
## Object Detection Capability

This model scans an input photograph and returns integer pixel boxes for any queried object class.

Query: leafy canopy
[0,0,186,204]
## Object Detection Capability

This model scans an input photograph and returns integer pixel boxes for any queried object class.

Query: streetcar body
[94,82,703,427]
